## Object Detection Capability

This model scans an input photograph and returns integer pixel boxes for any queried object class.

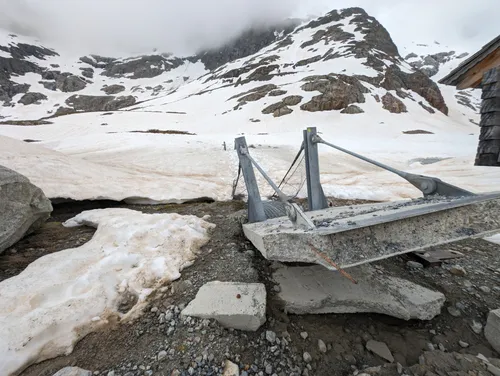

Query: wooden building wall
[476,66,500,166]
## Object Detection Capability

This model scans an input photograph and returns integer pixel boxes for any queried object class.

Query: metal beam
[303,127,328,210]
[234,137,266,223]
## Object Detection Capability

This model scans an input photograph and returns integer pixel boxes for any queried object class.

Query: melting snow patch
[0,208,214,376]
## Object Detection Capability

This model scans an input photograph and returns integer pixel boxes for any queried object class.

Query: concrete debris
[485,309,500,353]
[52,367,92,376]
[366,340,394,363]
[318,339,327,353]
[223,360,240,376]
[181,282,266,331]
[273,265,445,320]
[449,265,467,276]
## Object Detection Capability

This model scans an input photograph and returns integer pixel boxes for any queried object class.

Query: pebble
[427,343,435,351]
[300,332,308,340]
[265,364,273,374]
[273,285,281,293]
[397,363,403,374]
[449,265,467,276]
[107,372,115,376]
[266,331,277,343]
[303,352,312,363]
[429,330,436,335]
[447,306,461,317]
[438,343,445,352]
[459,340,469,348]
[157,350,167,361]
[479,286,491,293]
[463,280,473,288]
[471,320,483,334]
[406,261,424,269]
[318,339,327,353]
[150,306,158,313]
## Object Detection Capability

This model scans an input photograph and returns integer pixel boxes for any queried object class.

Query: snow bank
[0,208,214,376]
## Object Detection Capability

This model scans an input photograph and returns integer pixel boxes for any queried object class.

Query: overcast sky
[0,0,498,56]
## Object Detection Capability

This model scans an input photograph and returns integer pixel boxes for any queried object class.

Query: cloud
[0,0,498,56]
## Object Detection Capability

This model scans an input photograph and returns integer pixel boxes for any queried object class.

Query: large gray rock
[0,166,53,254]
[52,367,92,376]
[18,92,47,105]
[181,281,266,331]
[485,309,500,353]
[101,84,125,95]
[65,94,136,112]
[56,75,86,92]
[273,265,445,320]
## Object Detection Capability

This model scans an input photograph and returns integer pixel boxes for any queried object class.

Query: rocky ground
[1,198,499,376]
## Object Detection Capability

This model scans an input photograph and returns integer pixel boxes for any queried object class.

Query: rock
[318,339,327,353]
[479,286,491,293]
[303,352,312,363]
[282,95,303,106]
[80,68,94,79]
[18,92,48,105]
[56,75,86,92]
[485,309,500,353]
[449,265,467,276]
[381,92,407,113]
[366,340,394,363]
[102,84,126,95]
[41,81,57,91]
[471,320,483,334]
[157,350,167,361]
[268,90,287,96]
[447,306,461,317]
[300,332,308,340]
[273,265,445,320]
[181,281,266,331]
[418,101,436,114]
[0,166,53,254]
[53,367,92,376]
[65,95,136,112]
[340,104,364,114]
[406,261,424,269]
[273,106,293,117]
[223,360,240,376]
[265,364,272,374]
[266,330,277,343]
[458,340,469,348]
[397,363,403,374]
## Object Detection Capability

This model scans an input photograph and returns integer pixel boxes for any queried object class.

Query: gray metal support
[304,127,328,211]
[234,136,266,223]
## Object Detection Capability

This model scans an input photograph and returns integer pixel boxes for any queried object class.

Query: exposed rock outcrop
[65,95,136,112]
[56,75,86,92]
[341,104,364,114]
[382,92,407,113]
[0,165,53,254]
[102,84,125,95]
[18,92,47,105]
[101,55,184,79]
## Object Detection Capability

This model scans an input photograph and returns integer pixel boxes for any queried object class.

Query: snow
[485,234,500,246]
[0,208,214,376]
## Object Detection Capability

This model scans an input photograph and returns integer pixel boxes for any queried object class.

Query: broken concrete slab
[243,193,500,269]
[485,309,500,353]
[181,281,266,331]
[273,265,445,320]
[366,340,394,363]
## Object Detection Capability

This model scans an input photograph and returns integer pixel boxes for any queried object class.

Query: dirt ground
[1,198,499,376]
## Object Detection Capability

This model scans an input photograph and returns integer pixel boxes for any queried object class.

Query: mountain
[0,7,493,205]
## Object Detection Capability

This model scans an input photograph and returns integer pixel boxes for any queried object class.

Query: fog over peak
[0,0,498,56]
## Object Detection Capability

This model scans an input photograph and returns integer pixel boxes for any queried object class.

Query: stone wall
[476,66,500,166]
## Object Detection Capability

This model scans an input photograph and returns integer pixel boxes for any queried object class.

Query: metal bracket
[239,144,316,230]
[312,134,474,198]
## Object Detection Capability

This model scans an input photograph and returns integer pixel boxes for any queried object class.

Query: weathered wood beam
[456,50,500,89]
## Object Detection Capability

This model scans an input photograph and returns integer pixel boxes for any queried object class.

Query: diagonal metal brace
[312,135,474,197]
[239,145,316,230]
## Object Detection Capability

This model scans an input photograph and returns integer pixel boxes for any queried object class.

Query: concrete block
[181,281,266,331]
[273,265,445,320]
[485,308,500,353]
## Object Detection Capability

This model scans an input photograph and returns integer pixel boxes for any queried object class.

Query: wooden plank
[456,50,500,89]
[480,125,500,140]
[482,66,500,85]
[481,88,500,99]
[480,112,500,127]
[481,97,500,113]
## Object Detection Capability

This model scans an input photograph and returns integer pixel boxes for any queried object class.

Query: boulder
[53,367,92,376]
[0,165,52,254]
[382,92,407,113]
[101,84,125,95]
[341,104,364,114]
[65,95,136,112]
[282,95,302,106]
[40,81,57,91]
[273,106,293,117]
[56,75,86,92]
[268,89,287,96]
[18,92,47,105]
[181,281,266,331]
[485,309,500,353]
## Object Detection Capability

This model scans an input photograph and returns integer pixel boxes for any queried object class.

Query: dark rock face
[40,81,57,91]
[282,95,303,106]
[341,104,364,114]
[382,66,448,114]
[196,21,299,71]
[268,89,287,96]
[229,84,277,102]
[102,84,126,95]
[18,92,48,105]
[419,101,435,114]
[101,55,184,79]
[382,92,407,113]
[300,74,368,112]
[79,55,116,68]
[65,95,136,112]
[56,75,86,92]
[406,50,469,78]
[262,95,302,116]
[80,67,94,79]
